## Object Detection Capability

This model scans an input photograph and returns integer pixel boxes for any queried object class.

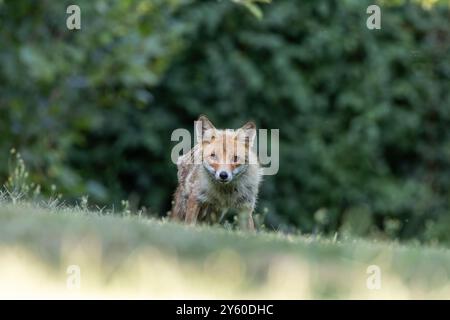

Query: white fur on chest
[197,165,261,210]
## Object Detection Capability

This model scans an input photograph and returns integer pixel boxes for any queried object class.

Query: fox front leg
[238,208,255,231]
[185,196,201,224]
[247,213,255,231]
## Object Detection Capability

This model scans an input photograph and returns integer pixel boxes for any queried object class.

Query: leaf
[231,0,271,19]
[243,2,263,20]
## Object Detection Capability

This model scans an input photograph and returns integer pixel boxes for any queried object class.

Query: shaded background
[1,0,450,242]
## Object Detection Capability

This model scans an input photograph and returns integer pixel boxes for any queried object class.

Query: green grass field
[0,202,449,299]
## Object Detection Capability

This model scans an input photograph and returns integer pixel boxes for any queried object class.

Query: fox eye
[210,152,216,158]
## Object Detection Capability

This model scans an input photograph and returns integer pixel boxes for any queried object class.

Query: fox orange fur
[171,115,262,230]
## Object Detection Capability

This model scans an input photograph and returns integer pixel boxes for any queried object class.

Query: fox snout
[206,163,248,184]
[216,168,231,183]
[203,161,233,183]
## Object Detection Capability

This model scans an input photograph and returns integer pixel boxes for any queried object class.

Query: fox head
[195,115,257,184]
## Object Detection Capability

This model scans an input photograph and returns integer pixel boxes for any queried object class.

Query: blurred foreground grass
[0,203,449,299]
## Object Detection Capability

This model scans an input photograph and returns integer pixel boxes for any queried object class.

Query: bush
[1,0,450,242]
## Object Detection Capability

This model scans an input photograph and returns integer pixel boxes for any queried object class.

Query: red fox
[171,115,262,230]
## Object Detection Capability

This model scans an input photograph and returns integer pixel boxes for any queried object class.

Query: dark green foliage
[1,0,449,242]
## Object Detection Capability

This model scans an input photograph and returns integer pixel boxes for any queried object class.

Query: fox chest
[197,184,254,211]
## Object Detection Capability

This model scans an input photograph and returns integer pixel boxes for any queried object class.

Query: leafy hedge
[1,0,450,242]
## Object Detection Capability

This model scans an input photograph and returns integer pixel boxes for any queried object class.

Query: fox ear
[236,121,257,146]
[195,115,216,143]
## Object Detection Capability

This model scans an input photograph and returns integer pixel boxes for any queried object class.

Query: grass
[0,202,450,299]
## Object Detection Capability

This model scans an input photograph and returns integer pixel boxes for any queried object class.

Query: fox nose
[219,171,229,181]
